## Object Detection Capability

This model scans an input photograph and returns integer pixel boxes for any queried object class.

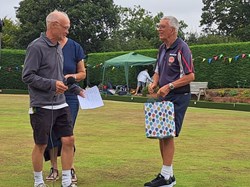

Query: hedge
[0,42,249,90]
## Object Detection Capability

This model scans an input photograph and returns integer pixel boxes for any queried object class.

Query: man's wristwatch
[169,83,175,90]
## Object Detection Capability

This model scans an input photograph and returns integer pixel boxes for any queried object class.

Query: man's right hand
[56,81,68,94]
[148,83,155,94]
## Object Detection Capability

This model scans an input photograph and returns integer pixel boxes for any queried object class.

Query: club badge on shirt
[168,56,175,66]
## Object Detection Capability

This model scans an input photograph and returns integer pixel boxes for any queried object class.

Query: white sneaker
[35,183,49,187]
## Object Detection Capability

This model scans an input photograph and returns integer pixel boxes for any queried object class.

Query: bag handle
[146,97,161,103]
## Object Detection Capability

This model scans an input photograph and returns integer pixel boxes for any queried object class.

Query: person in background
[134,69,152,95]
[22,10,83,187]
[45,36,86,184]
[145,16,195,187]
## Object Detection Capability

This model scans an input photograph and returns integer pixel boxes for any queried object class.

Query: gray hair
[46,10,69,27]
[161,16,179,33]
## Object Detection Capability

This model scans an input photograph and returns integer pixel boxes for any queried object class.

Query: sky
[0,0,204,33]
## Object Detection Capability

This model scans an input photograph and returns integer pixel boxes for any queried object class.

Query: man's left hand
[157,85,170,97]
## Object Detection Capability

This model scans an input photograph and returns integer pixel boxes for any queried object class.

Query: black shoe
[171,175,176,186]
[71,168,77,184]
[144,173,173,187]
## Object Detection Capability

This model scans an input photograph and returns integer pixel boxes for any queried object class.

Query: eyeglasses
[156,23,173,30]
[55,21,70,31]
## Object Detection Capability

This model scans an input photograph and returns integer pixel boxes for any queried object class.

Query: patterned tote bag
[144,100,175,139]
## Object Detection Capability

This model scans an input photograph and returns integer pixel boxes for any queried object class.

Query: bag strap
[146,98,161,103]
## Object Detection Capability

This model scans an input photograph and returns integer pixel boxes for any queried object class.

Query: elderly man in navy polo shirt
[145,16,195,187]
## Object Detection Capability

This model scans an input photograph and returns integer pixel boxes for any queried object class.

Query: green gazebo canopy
[102,52,156,89]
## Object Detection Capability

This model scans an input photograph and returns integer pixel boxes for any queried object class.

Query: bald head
[45,10,70,44]
[46,10,69,29]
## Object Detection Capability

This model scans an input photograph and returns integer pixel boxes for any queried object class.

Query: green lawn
[0,94,249,187]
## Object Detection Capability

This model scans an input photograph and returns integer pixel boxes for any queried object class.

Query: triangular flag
[202,58,206,62]
[208,58,212,64]
[234,55,240,61]
[112,67,115,70]
[219,54,224,59]
[214,56,218,61]
[229,58,233,63]
[242,54,246,58]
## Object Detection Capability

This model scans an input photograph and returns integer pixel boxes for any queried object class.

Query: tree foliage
[16,0,120,52]
[100,6,189,52]
[1,18,20,49]
[200,0,250,41]
[2,1,189,52]
[185,32,241,45]
[100,5,162,52]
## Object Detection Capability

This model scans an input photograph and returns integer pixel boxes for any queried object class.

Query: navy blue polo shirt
[155,38,194,93]
[63,38,85,75]
[63,38,85,96]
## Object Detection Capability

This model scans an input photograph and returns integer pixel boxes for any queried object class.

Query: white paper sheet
[77,86,104,109]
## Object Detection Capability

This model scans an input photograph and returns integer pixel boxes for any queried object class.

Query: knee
[61,136,74,147]
[35,144,47,153]
[162,138,174,145]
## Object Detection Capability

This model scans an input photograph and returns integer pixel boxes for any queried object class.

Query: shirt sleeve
[76,42,85,63]
[178,44,194,74]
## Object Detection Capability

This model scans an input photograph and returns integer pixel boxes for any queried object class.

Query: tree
[16,0,120,52]
[100,6,189,52]
[1,18,20,49]
[185,32,199,45]
[178,20,188,40]
[117,6,162,49]
[200,0,250,41]
[185,32,241,45]
[98,6,161,52]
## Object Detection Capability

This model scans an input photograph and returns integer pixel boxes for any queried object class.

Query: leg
[135,81,142,95]
[61,136,74,187]
[160,138,174,166]
[54,107,75,187]
[61,136,74,170]
[46,147,60,181]
[49,147,59,169]
[32,144,47,172]
[32,144,47,186]
[141,82,146,93]
[134,86,140,95]
[65,94,79,184]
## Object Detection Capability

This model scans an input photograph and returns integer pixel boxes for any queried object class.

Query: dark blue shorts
[30,107,73,145]
[160,92,191,137]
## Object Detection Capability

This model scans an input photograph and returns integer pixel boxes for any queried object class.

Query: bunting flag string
[193,52,250,64]
[0,52,249,73]
[0,65,23,72]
